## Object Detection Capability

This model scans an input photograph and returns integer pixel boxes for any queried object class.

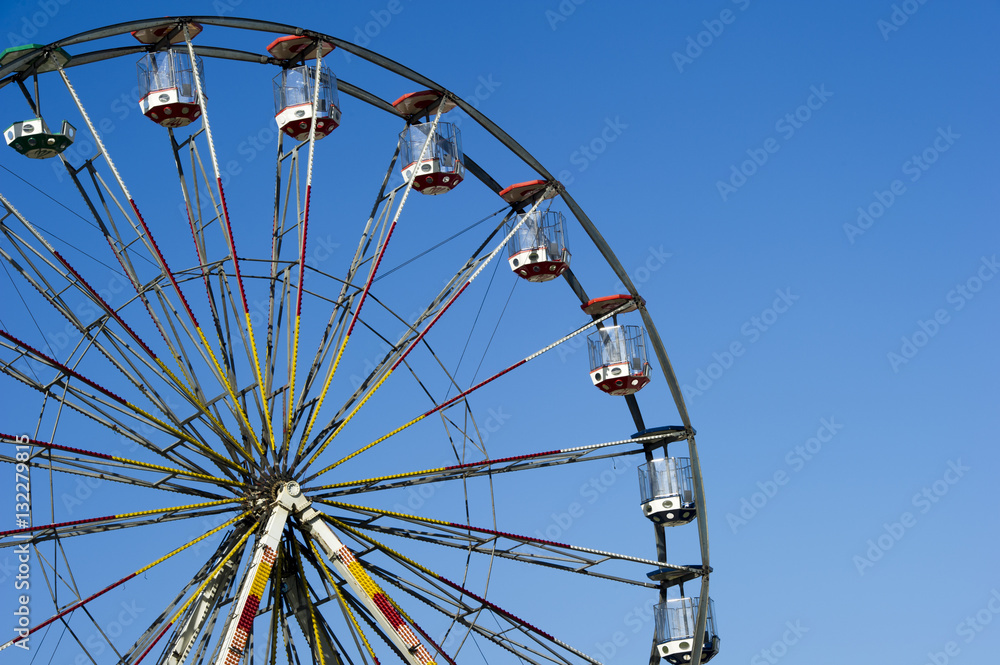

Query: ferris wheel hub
[242,468,298,517]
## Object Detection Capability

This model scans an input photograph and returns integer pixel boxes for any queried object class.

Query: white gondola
[506,210,570,282]
[5,117,75,159]
[654,597,720,664]
[1,44,75,159]
[587,324,651,395]
[273,64,341,141]
[638,457,696,525]
[137,50,204,128]
[398,121,463,195]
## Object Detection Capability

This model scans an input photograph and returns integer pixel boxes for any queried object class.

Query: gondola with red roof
[587,323,651,395]
[505,208,571,282]
[131,21,203,45]
[134,22,204,128]
[394,91,463,195]
[269,36,341,142]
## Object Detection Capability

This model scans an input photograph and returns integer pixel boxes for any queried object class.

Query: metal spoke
[0,513,245,652]
[167,124,269,462]
[133,521,256,663]
[299,190,552,474]
[322,502,700,587]
[0,453,231,501]
[0,504,240,548]
[289,151,402,465]
[331,516,601,665]
[182,28,277,456]
[4,434,243,488]
[0,199,246,472]
[121,526,245,664]
[48,68,254,464]
[307,433,684,498]
[0,328,243,474]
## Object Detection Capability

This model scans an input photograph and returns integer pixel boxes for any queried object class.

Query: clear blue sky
[1,1,998,664]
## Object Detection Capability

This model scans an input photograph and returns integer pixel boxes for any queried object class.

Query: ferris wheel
[0,17,718,665]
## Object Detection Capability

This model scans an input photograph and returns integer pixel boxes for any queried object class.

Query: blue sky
[1,1,998,664]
